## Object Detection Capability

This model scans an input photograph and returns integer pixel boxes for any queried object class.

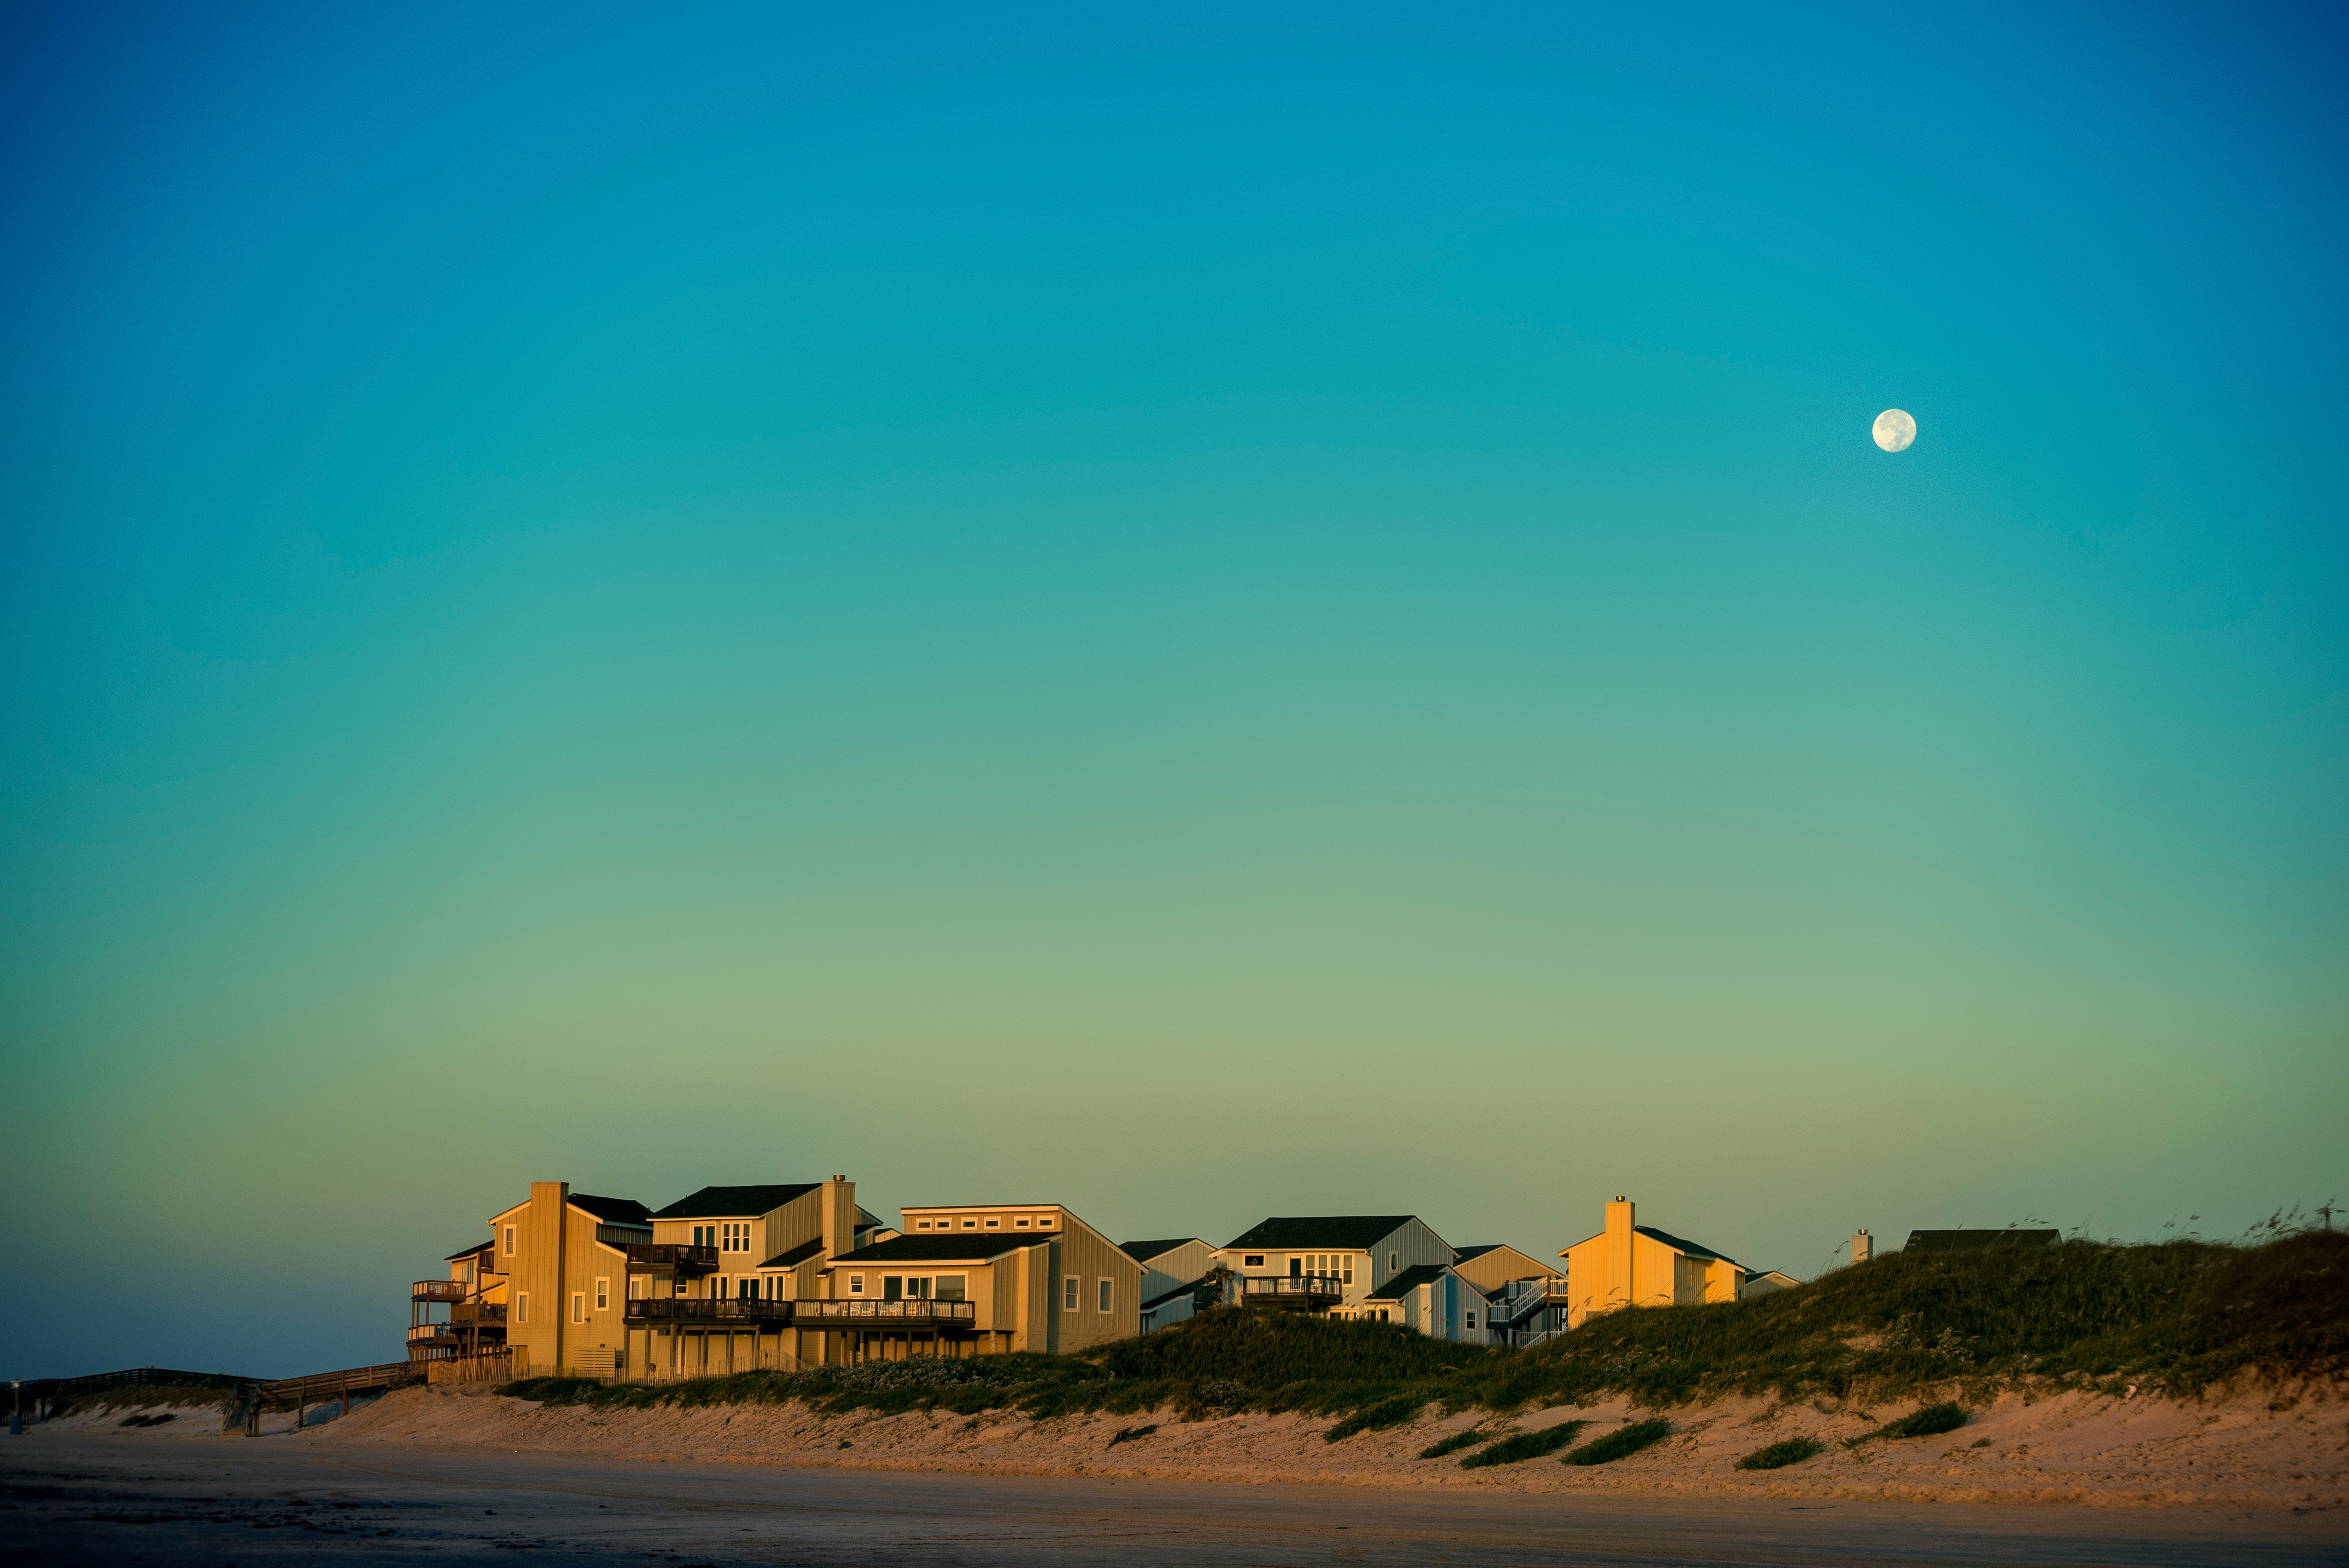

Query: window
[849,1274,864,1294]
[629,1277,643,1301]
[883,1276,903,1301]
[1466,1311,1477,1330]
[985,1218,999,1228]
[962,1219,977,1228]
[595,1278,609,1311]
[517,1293,529,1323]
[1037,1218,1054,1228]
[1098,1279,1113,1314]
[1289,1257,1301,1278]
[1343,1257,1353,1285]
[571,1292,585,1324]
[1062,1276,1078,1311]
[503,1226,515,1256]
[1244,1254,1264,1267]
[936,1275,967,1301]
[916,1220,932,1229]
[1389,1253,1398,1272]
[1014,1218,1030,1228]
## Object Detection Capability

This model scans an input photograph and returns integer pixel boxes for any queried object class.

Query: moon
[1873,408,1916,452]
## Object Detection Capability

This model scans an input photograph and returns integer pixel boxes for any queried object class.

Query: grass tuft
[1735,1435,1822,1470]
[1324,1395,1424,1442]
[1417,1427,1487,1459]
[1563,1417,1673,1465]
[1459,1420,1586,1468]
[1853,1401,1968,1443]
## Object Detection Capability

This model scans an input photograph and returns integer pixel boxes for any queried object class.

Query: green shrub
[1459,1420,1586,1468]
[1324,1395,1424,1441]
[1735,1435,1822,1470]
[1562,1417,1673,1465]
[1418,1427,1486,1459]
[1858,1402,1968,1442]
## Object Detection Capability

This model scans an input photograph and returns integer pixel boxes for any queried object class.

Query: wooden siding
[1134,1240,1212,1306]
[1453,1244,1556,1297]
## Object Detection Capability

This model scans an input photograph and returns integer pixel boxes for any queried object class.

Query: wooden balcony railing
[1240,1273,1344,1303]
[621,1244,720,1275]
[791,1298,978,1329]
[451,1302,507,1326]
[623,1296,793,1325]
[413,1280,468,1303]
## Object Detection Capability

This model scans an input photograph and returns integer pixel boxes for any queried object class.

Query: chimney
[1605,1196,1636,1311]
[1852,1229,1872,1265]
[821,1174,856,1261]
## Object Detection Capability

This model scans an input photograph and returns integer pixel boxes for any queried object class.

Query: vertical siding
[1052,1211,1144,1354]
[1134,1240,1211,1304]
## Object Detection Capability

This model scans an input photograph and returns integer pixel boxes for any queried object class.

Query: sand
[47,1375,2347,1512]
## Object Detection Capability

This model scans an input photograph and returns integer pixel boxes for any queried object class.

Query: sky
[2,2,2344,1377]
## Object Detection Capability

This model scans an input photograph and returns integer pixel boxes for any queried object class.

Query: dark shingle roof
[1903,1228,2060,1254]
[1121,1238,1204,1262]
[570,1194,651,1225]
[757,1237,829,1270]
[1633,1224,1738,1266]
[1223,1216,1414,1251]
[832,1234,1048,1265]
[651,1184,820,1220]
[1365,1262,1454,1301]
[1452,1244,1501,1263]
[445,1241,493,1262]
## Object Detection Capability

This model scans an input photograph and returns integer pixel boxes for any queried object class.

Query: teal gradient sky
[4,4,2344,1375]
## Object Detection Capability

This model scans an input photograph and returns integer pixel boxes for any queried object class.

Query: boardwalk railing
[792,1298,977,1328]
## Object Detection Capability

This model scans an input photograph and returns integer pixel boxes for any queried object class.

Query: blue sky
[3,3,2343,1375]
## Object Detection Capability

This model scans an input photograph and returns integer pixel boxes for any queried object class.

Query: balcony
[622,1244,720,1275]
[624,1296,794,1327]
[451,1302,507,1327]
[413,1280,468,1303]
[407,1324,460,1345]
[791,1298,978,1330]
[1240,1273,1345,1309]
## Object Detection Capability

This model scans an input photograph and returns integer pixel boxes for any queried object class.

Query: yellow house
[807,1202,1143,1359]
[1556,1197,1746,1327]
[485,1183,656,1379]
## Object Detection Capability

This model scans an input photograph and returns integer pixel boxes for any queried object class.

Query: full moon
[1873,408,1917,452]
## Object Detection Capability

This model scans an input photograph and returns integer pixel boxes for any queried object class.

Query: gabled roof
[1634,1224,1738,1266]
[1365,1262,1454,1301]
[754,1237,830,1270]
[570,1194,651,1225]
[832,1233,1049,1265]
[1122,1238,1205,1262]
[1903,1228,2060,1254]
[445,1241,493,1262]
[1558,1223,1742,1268]
[1223,1216,1415,1251]
[651,1184,821,1220]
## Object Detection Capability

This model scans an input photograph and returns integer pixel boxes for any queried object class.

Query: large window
[935,1275,966,1302]
[1062,1276,1078,1311]
[1243,1254,1264,1267]
[1097,1279,1113,1314]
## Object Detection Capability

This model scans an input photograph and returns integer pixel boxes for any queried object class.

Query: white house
[1122,1237,1213,1332]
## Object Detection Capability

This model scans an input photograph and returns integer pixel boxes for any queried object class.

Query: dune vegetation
[505,1224,2348,1427]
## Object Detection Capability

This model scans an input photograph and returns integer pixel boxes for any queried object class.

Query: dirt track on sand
[47,1375,2349,1511]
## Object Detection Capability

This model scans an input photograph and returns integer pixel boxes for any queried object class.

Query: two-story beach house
[805,1202,1143,1359]
[1556,1196,1746,1327]
[1212,1216,1460,1326]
